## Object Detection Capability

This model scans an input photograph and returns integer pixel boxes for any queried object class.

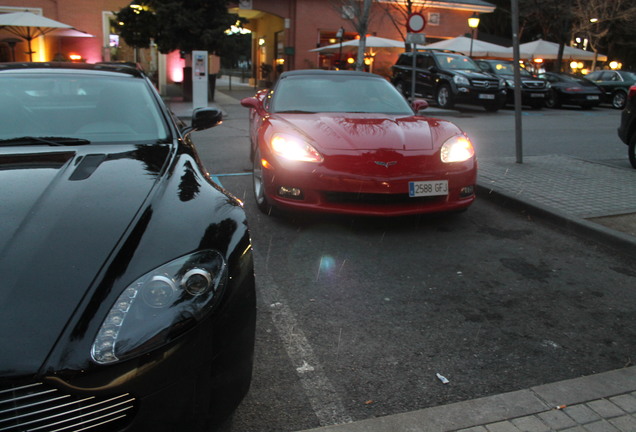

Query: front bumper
[454,87,506,107]
[261,153,477,216]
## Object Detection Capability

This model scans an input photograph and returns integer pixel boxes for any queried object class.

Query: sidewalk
[163,82,636,432]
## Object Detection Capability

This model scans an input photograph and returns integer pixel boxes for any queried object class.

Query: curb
[475,183,636,258]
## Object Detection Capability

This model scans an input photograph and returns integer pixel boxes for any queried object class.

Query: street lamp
[468,12,480,57]
[336,27,344,69]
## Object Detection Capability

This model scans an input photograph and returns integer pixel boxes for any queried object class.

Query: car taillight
[628,85,636,100]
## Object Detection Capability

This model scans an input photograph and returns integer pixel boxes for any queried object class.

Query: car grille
[472,80,498,89]
[522,80,546,89]
[324,191,444,205]
[0,382,135,432]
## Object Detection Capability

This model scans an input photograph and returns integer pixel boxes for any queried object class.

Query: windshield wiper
[0,136,91,147]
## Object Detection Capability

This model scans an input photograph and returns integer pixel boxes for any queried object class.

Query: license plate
[478,94,495,100]
[587,95,599,100]
[531,93,545,98]
[409,180,448,197]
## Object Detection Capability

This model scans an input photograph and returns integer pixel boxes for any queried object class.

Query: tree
[570,0,636,70]
[330,0,374,71]
[375,0,428,50]
[115,0,241,55]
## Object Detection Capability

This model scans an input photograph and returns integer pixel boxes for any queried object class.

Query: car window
[0,73,170,143]
[271,75,413,115]
[433,53,481,72]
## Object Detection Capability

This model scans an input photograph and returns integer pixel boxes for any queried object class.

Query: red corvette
[240,70,477,216]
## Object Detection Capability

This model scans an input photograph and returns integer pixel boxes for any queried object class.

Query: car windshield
[270,74,413,115]
[434,53,481,72]
[0,72,170,143]
[487,62,532,77]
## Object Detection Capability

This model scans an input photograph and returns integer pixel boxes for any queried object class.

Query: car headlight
[498,78,506,89]
[546,81,551,89]
[270,133,323,163]
[441,135,475,163]
[453,75,470,87]
[506,79,516,88]
[91,250,227,364]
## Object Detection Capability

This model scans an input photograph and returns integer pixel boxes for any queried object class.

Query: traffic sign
[407,13,426,33]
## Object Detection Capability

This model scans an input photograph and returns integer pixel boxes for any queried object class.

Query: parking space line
[254,248,353,427]
[210,172,251,187]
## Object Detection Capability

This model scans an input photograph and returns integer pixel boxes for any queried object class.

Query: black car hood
[0,143,171,376]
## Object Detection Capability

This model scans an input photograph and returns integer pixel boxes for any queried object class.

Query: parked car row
[390,48,633,111]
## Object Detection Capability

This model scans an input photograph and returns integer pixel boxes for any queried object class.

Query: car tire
[612,90,627,110]
[545,90,561,108]
[629,134,636,169]
[436,84,454,109]
[253,148,273,214]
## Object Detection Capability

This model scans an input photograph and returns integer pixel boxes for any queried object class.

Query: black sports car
[538,72,603,109]
[0,63,256,431]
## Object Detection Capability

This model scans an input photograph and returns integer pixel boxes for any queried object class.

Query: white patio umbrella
[424,36,511,58]
[517,39,607,62]
[309,36,408,54]
[0,11,73,61]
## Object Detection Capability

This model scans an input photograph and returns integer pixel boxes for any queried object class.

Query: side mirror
[183,107,222,137]
[429,66,438,73]
[412,99,429,113]
[241,96,267,116]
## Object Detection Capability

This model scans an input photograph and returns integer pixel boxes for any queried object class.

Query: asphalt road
[190,99,636,432]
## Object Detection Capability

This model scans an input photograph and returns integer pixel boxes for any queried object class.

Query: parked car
[538,72,603,109]
[618,84,636,168]
[475,59,549,109]
[0,62,256,432]
[240,69,477,217]
[391,49,506,111]
[585,70,636,110]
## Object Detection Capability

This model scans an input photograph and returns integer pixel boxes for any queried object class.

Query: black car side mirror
[183,107,223,137]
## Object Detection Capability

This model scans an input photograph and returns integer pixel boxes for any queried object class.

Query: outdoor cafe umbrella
[517,39,607,62]
[309,36,408,54]
[0,11,73,61]
[424,36,511,58]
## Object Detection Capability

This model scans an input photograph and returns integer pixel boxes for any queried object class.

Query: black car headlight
[91,250,227,364]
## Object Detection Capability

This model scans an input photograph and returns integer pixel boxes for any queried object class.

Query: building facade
[1,0,495,92]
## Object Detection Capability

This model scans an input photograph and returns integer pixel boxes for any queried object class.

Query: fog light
[278,186,304,199]
[460,186,474,197]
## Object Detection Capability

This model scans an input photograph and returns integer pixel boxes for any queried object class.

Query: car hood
[456,70,499,81]
[271,113,438,151]
[0,143,171,375]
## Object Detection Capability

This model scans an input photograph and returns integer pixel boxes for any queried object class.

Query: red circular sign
[407,13,426,33]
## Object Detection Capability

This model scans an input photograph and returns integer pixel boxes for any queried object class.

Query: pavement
[165,76,636,432]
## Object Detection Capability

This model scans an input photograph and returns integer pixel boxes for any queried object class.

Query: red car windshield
[271,75,413,115]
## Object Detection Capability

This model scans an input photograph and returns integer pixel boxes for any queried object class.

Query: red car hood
[272,113,437,151]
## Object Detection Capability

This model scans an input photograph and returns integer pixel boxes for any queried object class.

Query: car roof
[0,62,145,78]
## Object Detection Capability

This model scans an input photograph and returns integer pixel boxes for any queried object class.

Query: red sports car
[240,69,477,216]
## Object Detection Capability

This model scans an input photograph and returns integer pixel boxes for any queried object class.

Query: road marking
[254,248,353,427]
[210,172,251,187]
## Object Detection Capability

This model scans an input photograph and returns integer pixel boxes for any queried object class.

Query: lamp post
[468,12,480,57]
[336,27,344,69]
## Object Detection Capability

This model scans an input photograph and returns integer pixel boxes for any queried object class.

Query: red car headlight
[441,135,475,163]
[270,133,323,163]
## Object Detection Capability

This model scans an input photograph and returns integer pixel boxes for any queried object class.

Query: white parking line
[254,248,353,427]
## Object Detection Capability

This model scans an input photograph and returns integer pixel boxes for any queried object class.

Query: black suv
[391,49,506,111]
[618,84,636,168]
[475,59,549,109]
